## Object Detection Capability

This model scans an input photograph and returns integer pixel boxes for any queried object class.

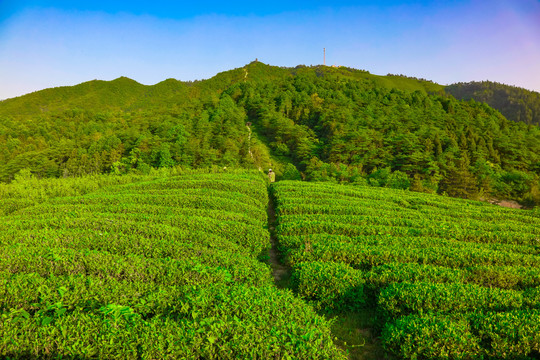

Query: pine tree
[440,152,478,199]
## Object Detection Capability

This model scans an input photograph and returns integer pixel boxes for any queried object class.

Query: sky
[0,0,539,100]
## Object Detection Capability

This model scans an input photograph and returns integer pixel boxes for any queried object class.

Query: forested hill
[0,77,190,115]
[446,81,540,126]
[1,62,539,205]
[0,64,443,117]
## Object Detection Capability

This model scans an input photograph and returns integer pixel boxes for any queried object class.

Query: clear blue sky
[1,0,539,100]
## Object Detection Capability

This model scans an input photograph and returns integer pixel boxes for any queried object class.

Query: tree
[157,144,175,168]
[282,163,302,181]
[440,152,478,199]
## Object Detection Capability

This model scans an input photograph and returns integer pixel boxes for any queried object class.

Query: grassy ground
[325,310,391,360]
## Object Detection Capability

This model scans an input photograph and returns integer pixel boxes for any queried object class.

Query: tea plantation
[0,171,344,359]
[273,181,540,359]
[2,171,540,359]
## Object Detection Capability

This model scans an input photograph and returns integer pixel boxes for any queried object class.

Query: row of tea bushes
[0,171,345,359]
[272,181,540,359]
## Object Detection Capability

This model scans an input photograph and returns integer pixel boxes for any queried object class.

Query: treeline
[0,62,539,205]
[446,81,540,126]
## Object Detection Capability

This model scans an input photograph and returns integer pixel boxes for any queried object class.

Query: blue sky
[1,0,539,100]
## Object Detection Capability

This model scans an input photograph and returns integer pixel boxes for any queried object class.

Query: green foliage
[470,309,540,358]
[381,314,483,359]
[0,171,148,216]
[378,282,523,320]
[365,263,465,289]
[272,180,540,359]
[447,80,540,126]
[0,284,345,359]
[1,62,538,204]
[383,310,540,359]
[367,167,391,187]
[385,170,411,190]
[156,143,175,168]
[0,171,345,359]
[368,168,411,189]
[281,163,302,181]
[291,261,365,311]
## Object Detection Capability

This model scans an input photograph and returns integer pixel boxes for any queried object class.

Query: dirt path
[267,188,290,288]
[265,186,384,359]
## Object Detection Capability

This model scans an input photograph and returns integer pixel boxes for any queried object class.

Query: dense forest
[446,81,540,126]
[0,62,539,205]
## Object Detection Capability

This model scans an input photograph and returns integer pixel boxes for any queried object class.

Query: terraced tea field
[0,171,343,359]
[273,181,540,359]
[2,172,540,359]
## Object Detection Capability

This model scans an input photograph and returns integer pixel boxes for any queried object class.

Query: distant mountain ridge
[0,63,444,116]
[0,77,189,115]
[446,81,540,126]
[0,62,539,205]
[5,66,539,127]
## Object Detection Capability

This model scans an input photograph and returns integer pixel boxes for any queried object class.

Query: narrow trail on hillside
[267,187,291,288]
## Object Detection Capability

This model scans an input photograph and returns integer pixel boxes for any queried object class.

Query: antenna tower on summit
[324,48,326,65]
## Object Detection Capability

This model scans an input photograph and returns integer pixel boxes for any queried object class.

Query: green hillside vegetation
[3,62,540,359]
[0,62,539,205]
[272,181,540,359]
[0,77,191,115]
[0,170,345,359]
[446,81,540,126]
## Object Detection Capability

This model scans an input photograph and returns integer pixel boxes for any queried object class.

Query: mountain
[0,62,539,205]
[0,64,443,117]
[0,77,189,115]
[446,81,540,126]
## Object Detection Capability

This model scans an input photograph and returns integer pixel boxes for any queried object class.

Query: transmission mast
[324,48,326,66]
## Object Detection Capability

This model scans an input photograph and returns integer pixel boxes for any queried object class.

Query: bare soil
[487,198,523,209]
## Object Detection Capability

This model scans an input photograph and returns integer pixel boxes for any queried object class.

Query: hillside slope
[0,63,442,117]
[0,62,539,204]
[0,77,191,115]
[446,81,540,126]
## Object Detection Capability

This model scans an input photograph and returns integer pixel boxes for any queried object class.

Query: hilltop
[0,62,539,205]
[0,77,189,115]
[0,63,443,117]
